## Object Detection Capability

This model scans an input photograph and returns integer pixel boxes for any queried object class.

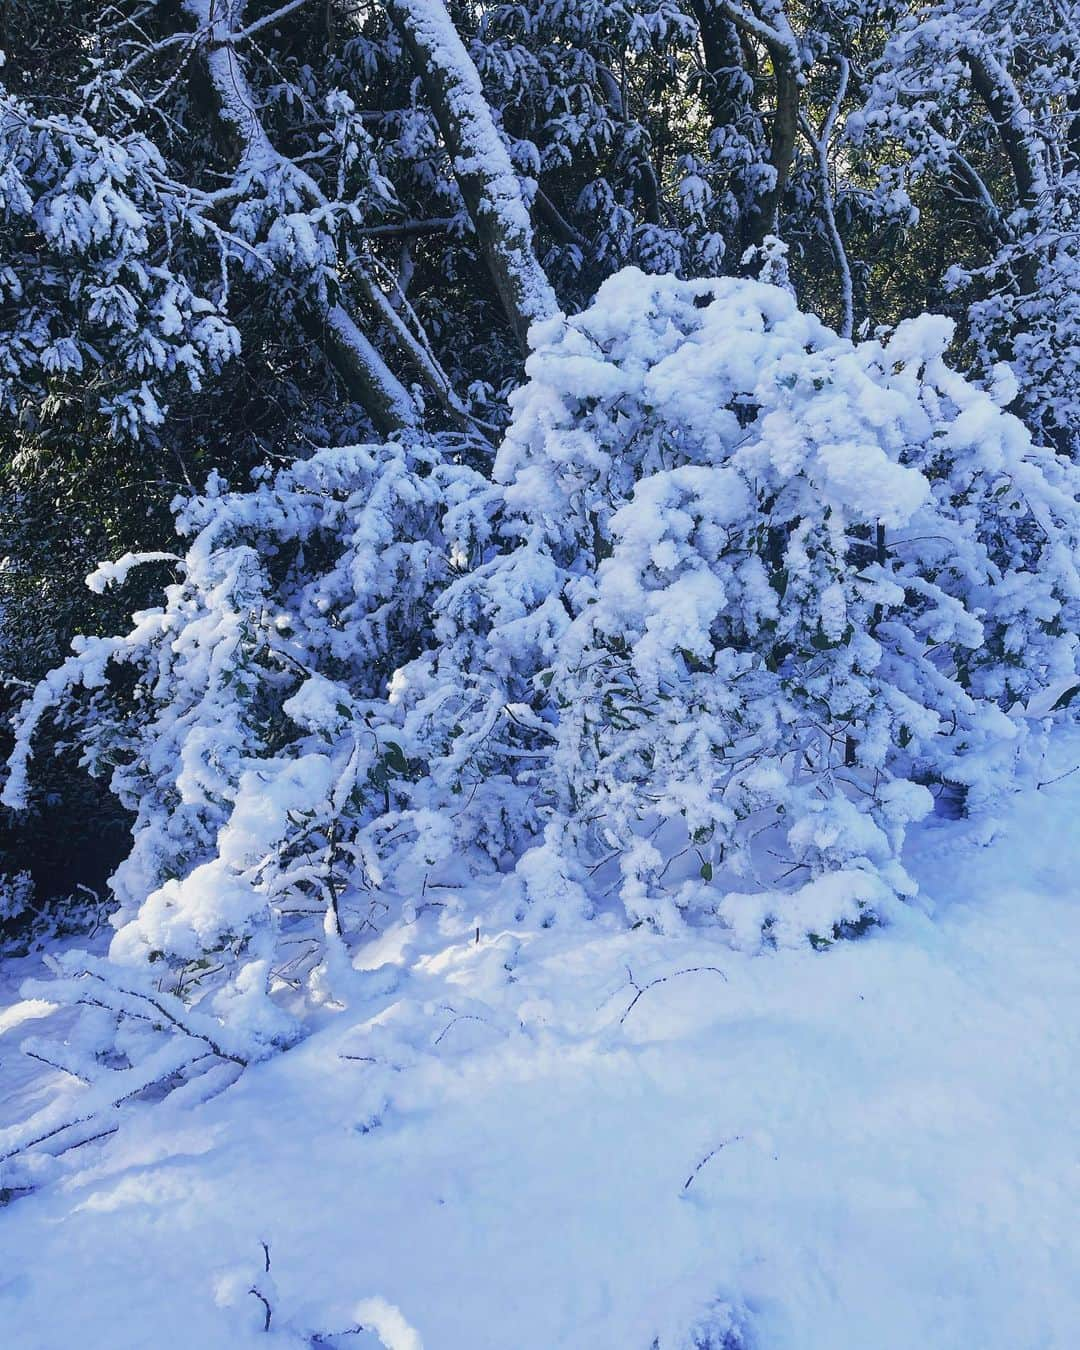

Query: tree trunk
[385,0,558,351]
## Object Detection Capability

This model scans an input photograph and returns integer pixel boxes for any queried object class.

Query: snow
[2,733,1079,1349]
[86,552,181,595]
[5,4,1080,1341]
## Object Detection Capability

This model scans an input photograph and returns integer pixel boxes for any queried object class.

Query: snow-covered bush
[6,269,1080,1065]
[395,269,1080,945]
[2,435,493,1050]
[0,868,33,924]
[0,877,111,960]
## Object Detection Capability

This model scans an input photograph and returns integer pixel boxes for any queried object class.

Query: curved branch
[800,56,852,338]
[533,187,587,248]
[947,147,1013,247]
[963,46,1045,210]
[184,0,418,435]
[962,45,1047,298]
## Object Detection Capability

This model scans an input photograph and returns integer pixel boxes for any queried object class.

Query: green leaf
[1052,683,1080,712]
[382,740,409,774]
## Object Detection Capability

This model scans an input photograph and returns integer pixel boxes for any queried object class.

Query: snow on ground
[1,735,1079,1349]
[0,939,96,1138]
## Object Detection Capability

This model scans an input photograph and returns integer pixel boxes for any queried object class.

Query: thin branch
[248,1287,272,1333]
[236,0,314,42]
[618,965,728,1025]
[432,1012,500,1047]
[533,188,586,248]
[356,216,457,240]
[1038,763,1080,790]
[683,1135,743,1190]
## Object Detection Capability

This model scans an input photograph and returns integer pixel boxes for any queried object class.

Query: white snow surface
[2,734,1080,1348]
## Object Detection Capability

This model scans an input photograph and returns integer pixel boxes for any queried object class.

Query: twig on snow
[432,1011,499,1047]
[619,965,727,1025]
[249,1241,273,1332]
[1038,762,1080,790]
[249,1286,272,1333]
[683,1136,743,1191]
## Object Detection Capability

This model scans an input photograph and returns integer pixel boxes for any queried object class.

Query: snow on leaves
[405,269,1080,944]
[9,272,1078,1065]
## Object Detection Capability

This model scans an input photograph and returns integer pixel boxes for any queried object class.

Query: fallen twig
[1038,763,1080,790]
[249,1286,272,1333]
[432,1011,499,1047]
[619,965,727,1026]
[683,1136,743,1191]
[249,1242,273,1332]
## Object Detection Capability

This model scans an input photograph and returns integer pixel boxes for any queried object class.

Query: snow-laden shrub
[847,0,1080,458]
[395,269,1080,944]
[0,868,33,924]
[5,269,1080,1072]
[2,436,493,1051]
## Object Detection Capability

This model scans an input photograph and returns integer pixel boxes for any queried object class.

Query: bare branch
[683,1135,743,1190]
[618,965,728,1026]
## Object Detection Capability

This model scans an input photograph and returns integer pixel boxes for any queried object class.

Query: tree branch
[385,0,558,351]
[800,56,852,338]
[184,0,418,434]
[964,45,1045,210]
[712,1,801,246]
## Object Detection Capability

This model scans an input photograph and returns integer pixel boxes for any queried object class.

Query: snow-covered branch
[800,56,852,338]
[385,0,558,348]
[183,0,419,434]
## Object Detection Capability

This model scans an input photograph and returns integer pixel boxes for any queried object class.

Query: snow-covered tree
[850,0,1080,453]
[3,434,493,1043]
[9,268,1078,1062]
[0,84,239,443]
